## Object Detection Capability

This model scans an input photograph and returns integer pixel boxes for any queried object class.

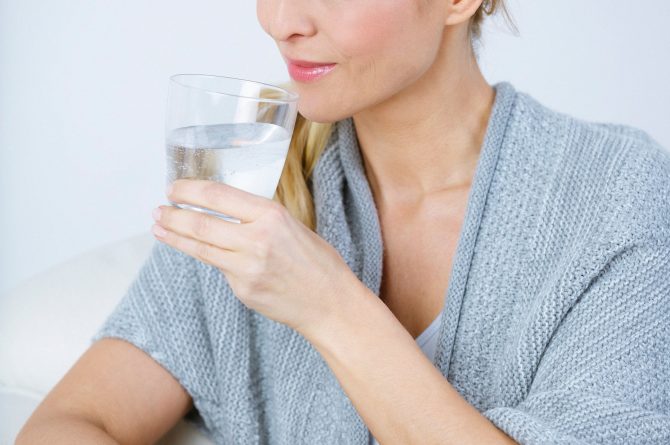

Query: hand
[151,179,359,336]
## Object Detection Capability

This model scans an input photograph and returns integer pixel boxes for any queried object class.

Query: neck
[352,31,495,208]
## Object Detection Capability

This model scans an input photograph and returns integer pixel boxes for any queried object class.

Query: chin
[297,99,350,124]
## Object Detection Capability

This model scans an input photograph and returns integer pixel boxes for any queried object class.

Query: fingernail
[166,182,174,198]
[152,224,167,237]
[152,207,162,221]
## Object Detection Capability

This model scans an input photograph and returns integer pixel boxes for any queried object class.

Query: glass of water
[165,74,299,223]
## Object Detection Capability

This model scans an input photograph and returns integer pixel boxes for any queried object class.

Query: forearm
[15,415,120,445]
[300,280,518,445]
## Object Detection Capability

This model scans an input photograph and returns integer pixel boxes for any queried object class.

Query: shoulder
[509,88,670,243]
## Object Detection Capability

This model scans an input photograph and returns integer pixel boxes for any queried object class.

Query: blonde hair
[269,0,516,232]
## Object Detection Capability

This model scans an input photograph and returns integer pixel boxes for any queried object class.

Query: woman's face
[257,0,448,123]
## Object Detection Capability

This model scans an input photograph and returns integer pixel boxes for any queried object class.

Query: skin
[15,337,193,444]
[259,0,498,344]
[17,1,513,444]
[257,0,495,200]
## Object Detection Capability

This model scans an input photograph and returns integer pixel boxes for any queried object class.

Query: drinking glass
[165,74,299,223]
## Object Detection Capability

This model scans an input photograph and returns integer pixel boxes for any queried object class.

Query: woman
[17,1,670,444]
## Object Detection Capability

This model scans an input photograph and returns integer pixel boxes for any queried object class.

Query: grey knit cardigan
[91,81,670,445]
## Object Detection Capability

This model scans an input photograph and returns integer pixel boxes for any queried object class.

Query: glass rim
[169,73,299,104]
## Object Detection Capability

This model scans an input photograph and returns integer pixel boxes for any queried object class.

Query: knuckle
[203,181,225,208]
[196,242,212,262]
[194,212,211,237]
[267,202,287,222]
[168,232,181,249]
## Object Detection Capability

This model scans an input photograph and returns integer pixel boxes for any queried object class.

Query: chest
[377,190,470,340]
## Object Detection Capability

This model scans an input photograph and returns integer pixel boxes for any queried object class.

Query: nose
[268,0,317,42]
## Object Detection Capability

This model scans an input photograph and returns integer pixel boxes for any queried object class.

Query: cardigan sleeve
[89,240,222,442]
[482,237,670,445]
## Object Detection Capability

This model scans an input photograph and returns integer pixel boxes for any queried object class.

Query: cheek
[337,4,415,63]
[344,4,438,81]
[336,5,440,101]
[295,1,441,122]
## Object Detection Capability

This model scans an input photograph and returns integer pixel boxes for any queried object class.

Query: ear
[445,0,484,26]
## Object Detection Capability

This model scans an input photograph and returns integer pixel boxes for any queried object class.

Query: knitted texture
[91,81,670,444]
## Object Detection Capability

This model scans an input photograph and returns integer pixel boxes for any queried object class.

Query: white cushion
[0,231,215,444]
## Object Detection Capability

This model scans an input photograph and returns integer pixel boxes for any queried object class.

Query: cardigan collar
[306,80,518,443]
[312,81,518,355]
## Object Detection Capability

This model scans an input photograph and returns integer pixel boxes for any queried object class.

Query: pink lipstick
[285,58,337,83]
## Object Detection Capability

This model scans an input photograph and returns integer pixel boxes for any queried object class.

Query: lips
[285,57,337,83]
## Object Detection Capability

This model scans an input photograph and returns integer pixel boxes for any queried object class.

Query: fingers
[151,221,234,269]
[153,204,247,252]
[167,179,272,223]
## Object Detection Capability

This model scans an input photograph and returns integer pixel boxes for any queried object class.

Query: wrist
[298,276,379,350]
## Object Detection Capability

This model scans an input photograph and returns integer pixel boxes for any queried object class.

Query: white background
[1,0,669,296]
